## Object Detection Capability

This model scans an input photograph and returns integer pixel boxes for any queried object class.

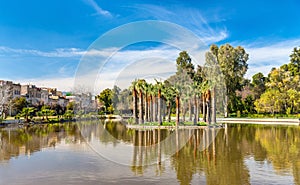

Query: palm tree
[175,89,180,126]
[204,51,219,124]
[211,86,216,124]
[162,83,176,122]
[147,83,154,122]
[130,80,138,124]
[143,82,149,122]
[192,82,201,125]
[21,107,35,122]
[152,85,157,122]
[135,79,146,124]
[155,80,164,125]
[200,79,211,123]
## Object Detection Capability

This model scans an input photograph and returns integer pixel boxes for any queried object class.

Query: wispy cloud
[84,0,112,17]
[131,4,228,44]
[0,46,85,58]
[244,38,300,78]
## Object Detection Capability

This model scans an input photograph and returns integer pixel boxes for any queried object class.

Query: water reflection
[1,122,300,185]
[0,123,82,161]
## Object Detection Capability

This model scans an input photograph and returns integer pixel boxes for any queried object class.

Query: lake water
[0,121,300,185]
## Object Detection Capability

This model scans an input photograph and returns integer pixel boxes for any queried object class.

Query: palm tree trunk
[139,91,144,124]
[148,96,151,122]
[211,87,216,124]
[167,102,171,122]
[206,100,211,124]
[149,96,153,122]
[133,89,138,124]
[202,94,206,122]
[193,94,197,125]
[182,102,186,122]
[175,95,180,126]
[189,99,192,121]
[162,98,166,122]
[158,89,162,125]
[153,96,156,122]
[196,95,200,122]
[224,93,228,118]
[144,92,148,122]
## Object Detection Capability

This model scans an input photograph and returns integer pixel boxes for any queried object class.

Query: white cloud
[17,77,75,92]
[0,46,85,58]
[244,39,300,78]
[84,0,112,17]
[132,4,228,44]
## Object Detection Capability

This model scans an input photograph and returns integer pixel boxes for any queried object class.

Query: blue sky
[0,0,300,92]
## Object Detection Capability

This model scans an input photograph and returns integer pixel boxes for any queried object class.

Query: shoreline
[1,117,299,127]
[217,118,300,126]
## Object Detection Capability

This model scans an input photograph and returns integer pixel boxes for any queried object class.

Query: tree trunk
[144,92,148,122]
[139,90,144,124]
[175,96,180,126]
[196,96,200,122]
[206,101,211,124]
[149,96,153,122]
[224,94,228,118]
[153,96,156,122]
[167,102,171,122]
[202,94,206,122]
[162,98,166,122]
[189,98,192,121]
[158,89,162,125]
[211,87,216,124]
[148,96,151,122]
[182,103,186,122]
[193,94,197,125]
[133,89,138,124]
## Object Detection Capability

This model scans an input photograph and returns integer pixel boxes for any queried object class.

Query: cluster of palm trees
[126,50,225,126]
[130,75,217,126]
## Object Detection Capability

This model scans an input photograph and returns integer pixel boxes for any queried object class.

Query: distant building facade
[1,79,97,116]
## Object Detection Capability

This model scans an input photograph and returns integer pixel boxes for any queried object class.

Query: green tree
[254,89,283,115]
[251,72,267,99]
[11,97,27,114]
[20,107,35,122]
[112,85,121,114]
[66,101,75,110]
[289,47,300,76]
[64,110,74,120]
[176,51,195,79]
[41,105,55,120]
[98,88,113,114]
[210,44,249,117]
[163,81,176,122]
